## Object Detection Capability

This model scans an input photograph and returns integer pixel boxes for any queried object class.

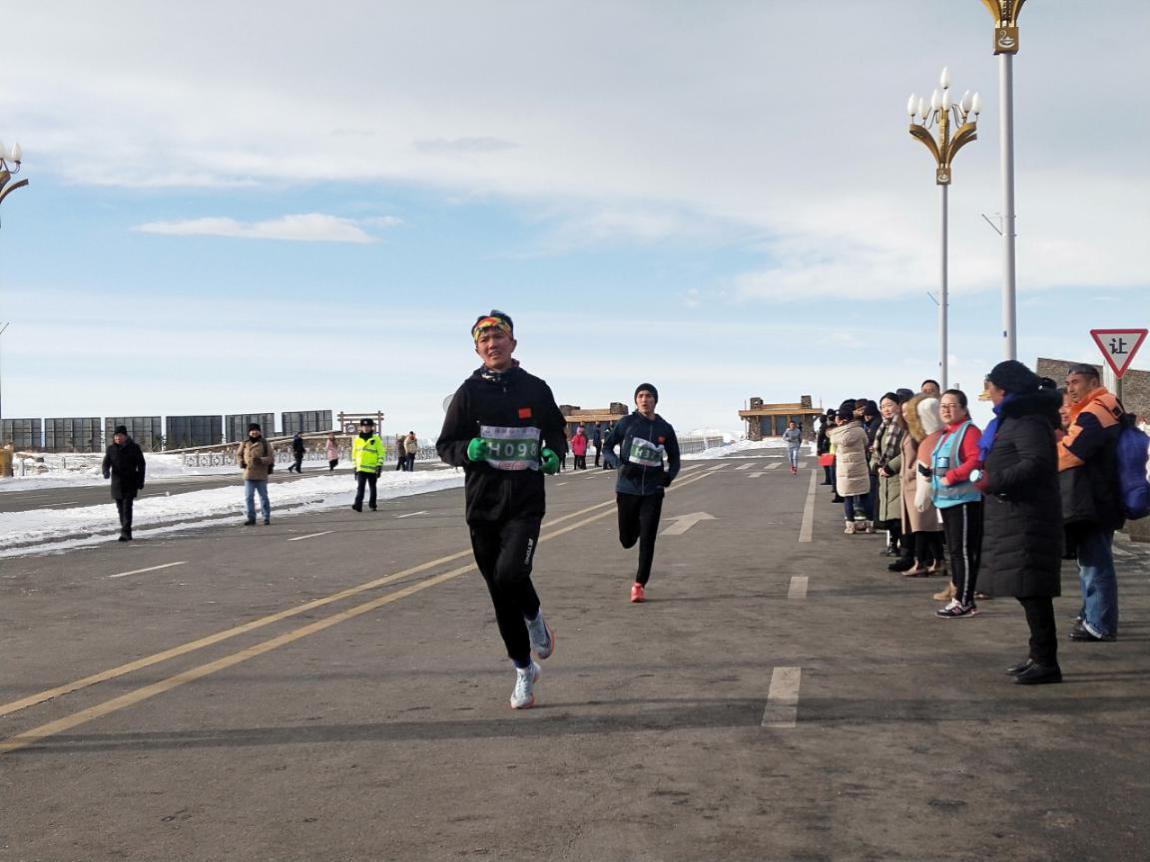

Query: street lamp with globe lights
[979,0,1027,361]
[906,68,980,391]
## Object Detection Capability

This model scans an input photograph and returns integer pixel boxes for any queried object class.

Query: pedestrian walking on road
[404,431,419,472]
[287,432,306,473]
[237,423,274,525]
[326,433,340,471]
[571,425,588,470]
[923,390,984,618]
[976,360,1064,684]
[437,309,567,709]
[1060,363,1126,642]
[352,419,385,511]
[102,424,146,541]
[782,420,803,475]
[605,383,681,604]
[394,435,406,471]
[592,425,603,467]
[828,401,873,533]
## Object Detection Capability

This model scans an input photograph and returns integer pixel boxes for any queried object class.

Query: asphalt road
[1,454,1148,861]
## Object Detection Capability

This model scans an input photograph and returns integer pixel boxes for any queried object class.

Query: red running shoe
[630,583,646,603]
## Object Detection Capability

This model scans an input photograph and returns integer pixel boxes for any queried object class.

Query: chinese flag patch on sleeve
[518,407,533,419]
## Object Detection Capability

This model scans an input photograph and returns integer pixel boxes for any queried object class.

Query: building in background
[738,396,822,440]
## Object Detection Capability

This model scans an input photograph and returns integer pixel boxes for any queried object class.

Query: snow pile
[0,470,464,556]
[682,438,796,460]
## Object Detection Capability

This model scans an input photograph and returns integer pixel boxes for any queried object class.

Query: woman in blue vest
[917,389,983,618]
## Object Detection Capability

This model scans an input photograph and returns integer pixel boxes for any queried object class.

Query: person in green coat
[871,393,906,555]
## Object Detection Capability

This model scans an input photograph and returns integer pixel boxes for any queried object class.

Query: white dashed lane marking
[288,531,334,542]
[761,666,803,729]
[108,561,188,580]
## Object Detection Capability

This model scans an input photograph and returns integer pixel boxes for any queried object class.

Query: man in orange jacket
[1060,363,1125,642]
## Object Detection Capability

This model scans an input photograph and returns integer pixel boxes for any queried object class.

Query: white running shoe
[526,610,555,660]
[510,662,541,710]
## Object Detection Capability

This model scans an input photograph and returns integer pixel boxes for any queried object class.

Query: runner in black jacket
[604,383,680,603]
[437,310,567,709]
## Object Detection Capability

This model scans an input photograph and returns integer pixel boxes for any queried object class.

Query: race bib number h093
[627,436,665,468]
[480,425,542,471]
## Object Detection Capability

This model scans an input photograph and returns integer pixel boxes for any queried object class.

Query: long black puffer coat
[102,438,146,501]
[980,390,1063,598]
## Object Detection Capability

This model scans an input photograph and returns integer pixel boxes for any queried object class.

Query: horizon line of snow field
[0,471,467,558]
[0,438,786,558]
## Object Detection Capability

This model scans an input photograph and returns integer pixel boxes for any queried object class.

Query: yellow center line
[0,472,710,723]
[0,469,716,755]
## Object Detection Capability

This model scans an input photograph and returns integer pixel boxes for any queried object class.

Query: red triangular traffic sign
[1090,328,1148,379]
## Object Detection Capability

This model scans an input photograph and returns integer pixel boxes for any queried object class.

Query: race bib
[480,425,541,471]
[627,436,665,468]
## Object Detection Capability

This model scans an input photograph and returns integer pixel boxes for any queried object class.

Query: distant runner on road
[782,420,803,475]
[605,383,681,604]
[437,310,567,709]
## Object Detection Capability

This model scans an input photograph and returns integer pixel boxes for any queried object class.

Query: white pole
[1000,52,1017,360]
[940,183,949,391]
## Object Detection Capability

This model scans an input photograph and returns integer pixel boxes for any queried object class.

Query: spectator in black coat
[288,432,305,473]
[977,361,1064,685]
[102,425,146,542]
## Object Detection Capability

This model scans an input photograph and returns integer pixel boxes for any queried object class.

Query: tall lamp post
[907,68,980,392]
[0,140,28,421]
[980,0,1026,360]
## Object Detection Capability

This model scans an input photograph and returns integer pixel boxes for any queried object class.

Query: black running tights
[617,492,664,586]
[470,517,542,666]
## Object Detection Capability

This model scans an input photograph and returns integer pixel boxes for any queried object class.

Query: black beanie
[987,360,1040,395]
[114,424,128,436]
[635,383,658,403]
[248,423,262,432]
[838,399,857,417]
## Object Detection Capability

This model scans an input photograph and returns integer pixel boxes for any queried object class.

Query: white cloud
[132,213,399,243]
[2,1,1143,302]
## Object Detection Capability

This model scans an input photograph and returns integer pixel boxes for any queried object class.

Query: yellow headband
[472,316,513,341]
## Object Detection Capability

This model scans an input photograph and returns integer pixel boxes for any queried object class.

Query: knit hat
[248,423,262,432]
[837,399,856,417]
[471,309,514,342]
[360,418,375,427]
[1067,362,1101,379]
[635,383,659,403]
[987,360,1040,395]
[113,424,128,435]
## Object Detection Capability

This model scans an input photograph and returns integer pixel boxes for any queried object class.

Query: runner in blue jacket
[604,383,681,603]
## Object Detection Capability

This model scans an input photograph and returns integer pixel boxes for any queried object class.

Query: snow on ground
[681,438,803,460]
[0,471,464,558]
[1,453,243,491]
[1,453,451,492]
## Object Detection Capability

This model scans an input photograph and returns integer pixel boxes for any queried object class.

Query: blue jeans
[1077,526,1117,637]
[787,446,801,469]
[245,479,271,522]
[844,494,872,521]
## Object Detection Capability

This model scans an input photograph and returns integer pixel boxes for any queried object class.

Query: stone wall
[1036,357,1149,422]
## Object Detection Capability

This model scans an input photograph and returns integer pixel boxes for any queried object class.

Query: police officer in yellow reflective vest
[352,418,386,512]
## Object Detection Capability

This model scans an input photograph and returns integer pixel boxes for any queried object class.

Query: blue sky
[1,2,1146,438]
